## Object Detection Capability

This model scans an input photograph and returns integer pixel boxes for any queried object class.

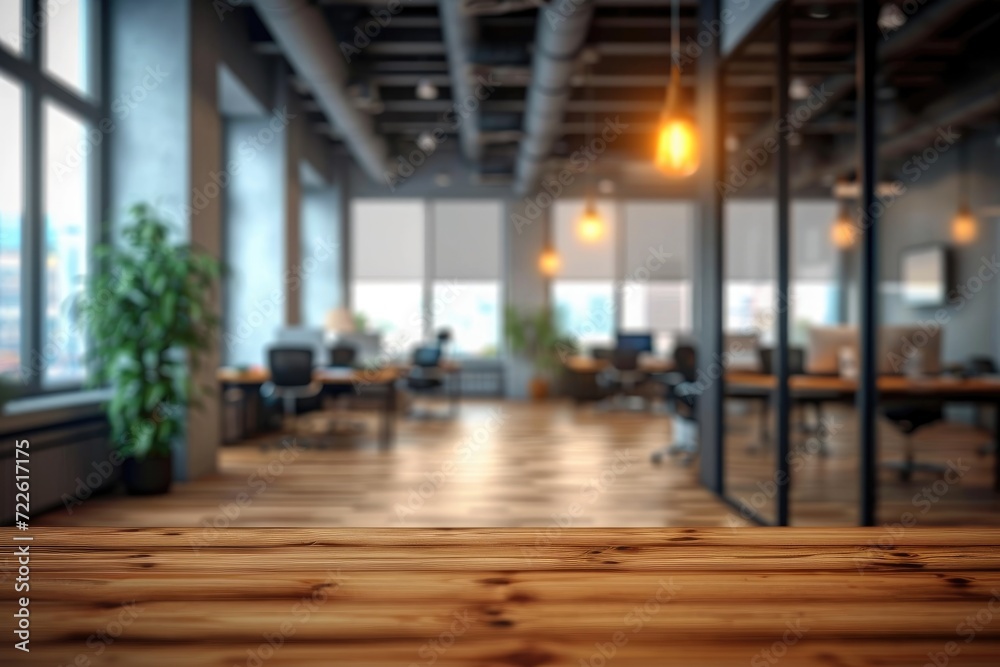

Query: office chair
[260,346,322,450]
[597,348,647,410]
[651,344,699,464]
[325,343,363,435]
[403,345,453,418]
[965,356,997,457]
[755,346,830,455]
[592,347,614,362]
[881,400,945,482]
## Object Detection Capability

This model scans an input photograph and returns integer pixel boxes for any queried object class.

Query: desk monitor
[806,324,943,376]
[616,332,654,354]
[806,325,857,375]
[334,332,383,365]
[273,326,326,367]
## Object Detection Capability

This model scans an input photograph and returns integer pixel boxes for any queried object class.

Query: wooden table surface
[5,528,1000,666]
[727,371,1000,396]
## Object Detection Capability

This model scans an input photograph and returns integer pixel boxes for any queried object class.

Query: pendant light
[576,58,606,243]
[654,0,700,177]
[951,138,977,244]
[830,199,855,249]
[539,207,560,277]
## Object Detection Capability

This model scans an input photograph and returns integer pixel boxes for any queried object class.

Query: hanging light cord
[664,0,680,115]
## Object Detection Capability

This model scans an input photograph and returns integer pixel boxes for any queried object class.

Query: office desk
[218,367,401,446]
[565,355,674,374]
[726,372,1000,490]
[17,527,1000,666]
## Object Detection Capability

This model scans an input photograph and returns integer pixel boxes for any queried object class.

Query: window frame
[0,0,102,398]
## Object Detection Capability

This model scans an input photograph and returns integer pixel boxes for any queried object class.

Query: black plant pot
[121,453,173,495]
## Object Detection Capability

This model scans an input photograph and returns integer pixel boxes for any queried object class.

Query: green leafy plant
[503,305,578,377]
[78,204,222,459]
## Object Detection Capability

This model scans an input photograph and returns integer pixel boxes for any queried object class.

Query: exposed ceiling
[235,0,1000,194]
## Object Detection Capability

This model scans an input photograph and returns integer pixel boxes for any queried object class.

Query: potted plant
[78,204,222,494]
[504,306,578,400]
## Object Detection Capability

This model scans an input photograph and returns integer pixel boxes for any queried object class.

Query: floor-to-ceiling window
[351,198,504,359]
[0,0,99,393]
[429,200,502,357]
[550,199,618,348]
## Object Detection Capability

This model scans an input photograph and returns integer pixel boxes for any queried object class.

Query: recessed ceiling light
[434,172,451,187]
[878,4,907,31]
[808,4,831,19]
[724,134,740,153]
[789,77,811,101]
[416,79,439,100]
[416,131,438,154]
[597,178,616,195]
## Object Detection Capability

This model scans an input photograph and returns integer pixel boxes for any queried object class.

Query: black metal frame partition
[698,0,881,526]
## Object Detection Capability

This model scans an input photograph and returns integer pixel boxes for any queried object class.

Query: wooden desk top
[218,361,460,386]
[8,527,1000,666]
[565,355,674,373]
[727,372,1000,397]
[217,366,401,385]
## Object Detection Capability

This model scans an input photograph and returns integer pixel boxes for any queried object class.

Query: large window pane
[552,281,614,347]
[0,0,23,55]
[43,101,90,385]
[352,281,424,357]
[622,280,692,354]
[433,281,499,357]
[0,75,23,377]
[44,0,91,96]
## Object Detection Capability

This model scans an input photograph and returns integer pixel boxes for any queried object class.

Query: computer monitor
[616,332,654,354]
[333,332,383,365]
[273,326,326,367]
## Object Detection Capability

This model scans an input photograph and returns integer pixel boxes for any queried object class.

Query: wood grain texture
[3,528,1000,666]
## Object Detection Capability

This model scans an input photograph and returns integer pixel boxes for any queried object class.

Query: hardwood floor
[724,401,1000,526]
[5,527,1000,666]
[32,399,1000,528]
[36,400,737,527]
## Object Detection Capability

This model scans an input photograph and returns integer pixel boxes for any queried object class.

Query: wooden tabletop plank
[17,526,1000,548]
[6,528,1000,667]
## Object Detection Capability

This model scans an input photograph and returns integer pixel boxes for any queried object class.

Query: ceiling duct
[513,0,596,196]
[250,0,389,183]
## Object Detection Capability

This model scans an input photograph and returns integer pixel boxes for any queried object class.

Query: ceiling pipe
[250,0,389,183]
[438,1,483,163]
[513,0,596,196]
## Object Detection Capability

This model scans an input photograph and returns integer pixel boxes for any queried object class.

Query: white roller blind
[351,199,425,279]
[553,199,617,279]
[624,201,693,280]
[432,200,502,279]
[725,200,775,280]
[792,200,838,280]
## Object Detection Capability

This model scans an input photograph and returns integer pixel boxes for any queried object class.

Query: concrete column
[277,69,303,325]
[107,0,222,481]
[504,197,549,398]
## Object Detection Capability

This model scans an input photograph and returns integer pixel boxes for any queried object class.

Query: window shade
[792,200,838,280]
[725,200,775,280]
[624,201,693,280]
[351,199,425,279]
[553,199,617,279]
[431,200,502,280]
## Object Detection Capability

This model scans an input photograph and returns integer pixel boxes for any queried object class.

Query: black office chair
[881,400,945,482]
[592,347,614,362]
[966,357,998,457]
[755,346,829,455]
[597,348,647,410]
[260,346,321,449]
[404,345,452,418]
[323,344,364,435]
[652,343,700,464]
